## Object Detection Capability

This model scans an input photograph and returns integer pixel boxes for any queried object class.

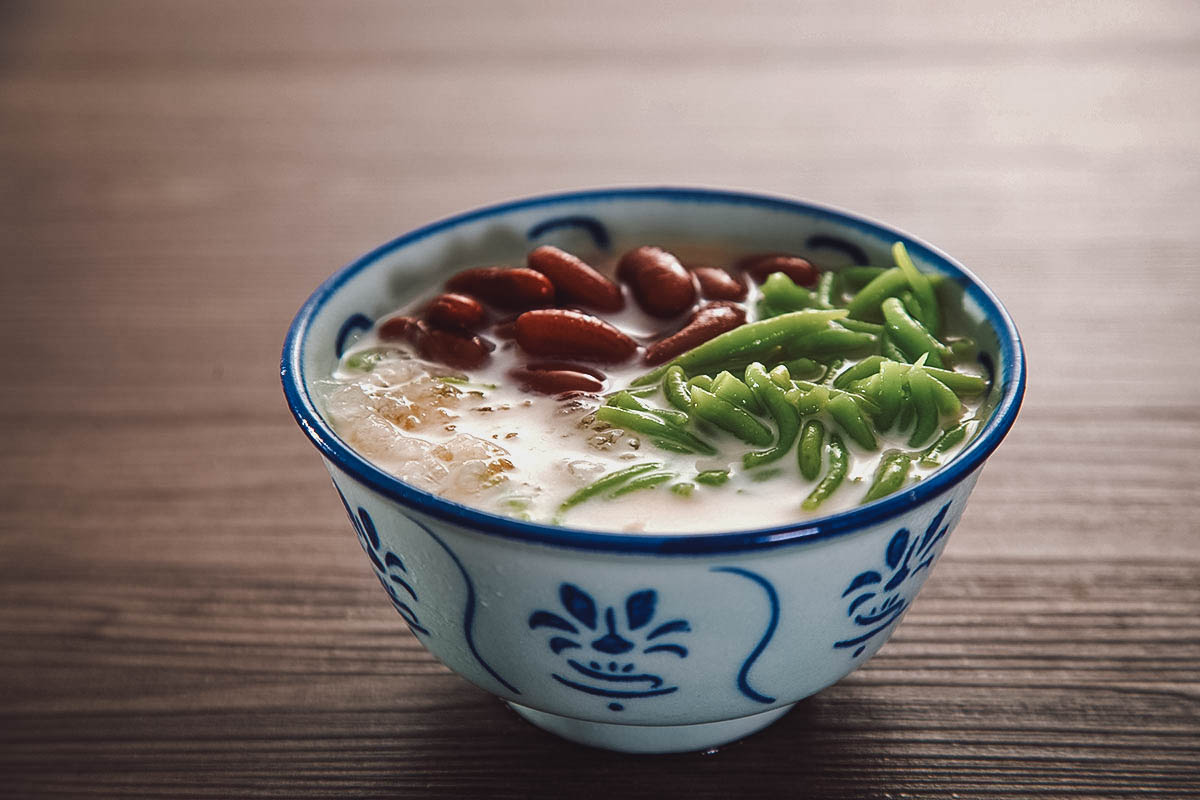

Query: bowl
[281,187,1025,753]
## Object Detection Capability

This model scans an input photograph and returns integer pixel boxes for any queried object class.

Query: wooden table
[3,2,1197,797]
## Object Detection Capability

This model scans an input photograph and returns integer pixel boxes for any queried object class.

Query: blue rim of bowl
[282,187,1025,555]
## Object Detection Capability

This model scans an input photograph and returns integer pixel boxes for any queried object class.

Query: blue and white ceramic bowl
[281,188,1025,753]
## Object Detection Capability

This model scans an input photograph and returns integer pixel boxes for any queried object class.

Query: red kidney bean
[416,323,492,369]
[514,309,638,363]
[690,266,748,301]
[643,302,747,366]
[446,267,555,310]
[491,316,518,340]
[377,314,420,342]
[425,292,487,331]
[736,253,819,287]
[510,366,604,395]
[616,246,697,318]
[377,315,490,369]
[527,246,624,312]
[523,360,607,380]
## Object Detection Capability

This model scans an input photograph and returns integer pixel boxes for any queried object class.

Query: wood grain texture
[1,1,1198,797]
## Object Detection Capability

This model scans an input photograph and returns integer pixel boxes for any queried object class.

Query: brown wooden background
[2,2,1198,797]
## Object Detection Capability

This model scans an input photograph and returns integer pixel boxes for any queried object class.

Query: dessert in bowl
[281,187,1025,753]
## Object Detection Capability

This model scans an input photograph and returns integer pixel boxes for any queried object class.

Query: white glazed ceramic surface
[282,189,1025,753]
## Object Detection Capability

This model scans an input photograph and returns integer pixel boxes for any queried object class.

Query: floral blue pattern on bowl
[529,583,690,712]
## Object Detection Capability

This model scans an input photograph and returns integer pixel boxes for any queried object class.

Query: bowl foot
[505,702,796,754]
